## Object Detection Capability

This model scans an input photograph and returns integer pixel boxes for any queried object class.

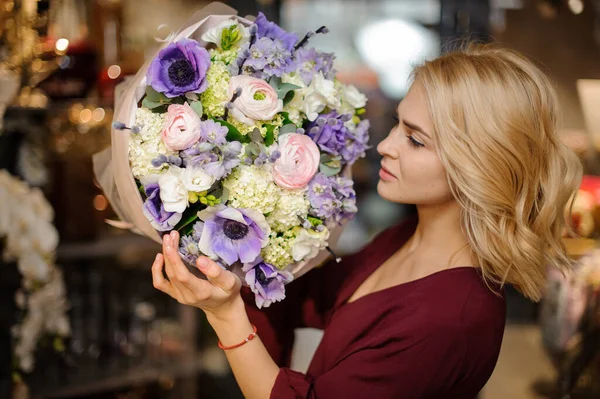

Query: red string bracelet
[218,324,258,350]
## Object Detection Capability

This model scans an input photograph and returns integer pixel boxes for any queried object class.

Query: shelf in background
[56,233,160,260]
[35,353,204,399]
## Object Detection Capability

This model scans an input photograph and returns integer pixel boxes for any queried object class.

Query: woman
[151,44,582,398]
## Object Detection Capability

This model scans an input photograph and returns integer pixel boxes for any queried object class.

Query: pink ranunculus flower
[273,133,320,190]
[227,75,283,125]
[161,103,202,150]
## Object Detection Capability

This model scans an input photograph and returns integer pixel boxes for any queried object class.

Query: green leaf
[282,90,295,106]
[215,119,251,143]
[264,124,276,146]
[280,112,296,127]
[190,101,203,118]
[319,163,341,176]
[135,179,147,199]
[175,202,204,234]
[269,76,301,101]
[145,86,162,101]
[142,97,163,109]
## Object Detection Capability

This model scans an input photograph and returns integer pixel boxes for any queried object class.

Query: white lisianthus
[292,227,330,262]
[301,72,340,121]
[158,166,189,213]
[342,83,367,109]
[201,19,250,49]
[182,165,216,192]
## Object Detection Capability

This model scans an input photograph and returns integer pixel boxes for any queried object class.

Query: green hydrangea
[209,48,238,65]
[222,164,281,215]
[201,61,231,118]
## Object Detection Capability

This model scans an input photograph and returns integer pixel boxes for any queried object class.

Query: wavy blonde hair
[413,44,582,301]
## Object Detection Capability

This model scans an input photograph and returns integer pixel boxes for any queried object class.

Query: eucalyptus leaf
[145,86,162,101]
[279,123,297,135]
[142,97,163,109]
[190,101,203,118]
[319,163,341,176]
[251,128,263,143]
[282,90,296,106]
[247,142,261,156]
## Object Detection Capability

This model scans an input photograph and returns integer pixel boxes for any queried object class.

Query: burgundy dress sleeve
[271,323,467,399]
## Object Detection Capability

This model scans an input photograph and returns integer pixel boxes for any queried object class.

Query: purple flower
[254,12,297,52]
[180,141,242,179]
[242,37,296,79]
[198,119,228,146]
[142,183,182,231]
[242,258,293,309]
[147,39,211,98]
[307,174,357,226]
[307,111,349,158]
[340,119,371,165]
[197,205,270,266]
[203,141,242,179]
[294,48,336,85]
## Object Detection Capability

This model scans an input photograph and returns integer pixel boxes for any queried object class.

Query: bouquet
[93,2,370,308]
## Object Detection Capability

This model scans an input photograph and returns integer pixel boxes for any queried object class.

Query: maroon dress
[243,218,506,398]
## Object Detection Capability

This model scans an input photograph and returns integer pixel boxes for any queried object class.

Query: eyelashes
[407,135,425,148]
[392,116,424,148]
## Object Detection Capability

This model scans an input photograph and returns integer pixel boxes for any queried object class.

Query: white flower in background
[292,227,330,262]
[201,19,250,49]
[158,166,189,213]
[182,165,216,192]
[0,172,70,376]
[18,252,51,283]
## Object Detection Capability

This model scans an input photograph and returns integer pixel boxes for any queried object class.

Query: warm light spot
[107,65,121,79]
[55,38,69,52]
[79,108,92,123]
[93,108,105,122]
[93,195,108,211]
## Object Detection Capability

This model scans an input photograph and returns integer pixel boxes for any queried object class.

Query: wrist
[205,295,247,328]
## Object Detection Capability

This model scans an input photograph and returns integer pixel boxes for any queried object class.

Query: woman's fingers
[151,253,174,296]
[197,256,240,294]
[164,231,217,303]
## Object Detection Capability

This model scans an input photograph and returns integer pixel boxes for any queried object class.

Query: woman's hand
[151,230,244,322]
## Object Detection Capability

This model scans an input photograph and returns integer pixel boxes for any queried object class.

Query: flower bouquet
[93,2,370,308]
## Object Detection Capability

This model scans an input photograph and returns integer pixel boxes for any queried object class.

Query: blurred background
[2,0,600,398]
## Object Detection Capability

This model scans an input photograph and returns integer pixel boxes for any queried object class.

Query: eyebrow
[402,119,431,139]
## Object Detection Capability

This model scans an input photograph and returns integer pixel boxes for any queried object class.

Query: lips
[380,163,395,178]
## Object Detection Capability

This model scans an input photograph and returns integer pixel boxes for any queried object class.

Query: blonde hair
[413,44,582,301]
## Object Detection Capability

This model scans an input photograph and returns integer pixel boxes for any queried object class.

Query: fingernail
[171,231,177,238]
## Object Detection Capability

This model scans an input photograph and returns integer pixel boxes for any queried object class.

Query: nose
[377,128,400,159]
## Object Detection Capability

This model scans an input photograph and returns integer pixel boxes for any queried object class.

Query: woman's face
[377,80,452,206]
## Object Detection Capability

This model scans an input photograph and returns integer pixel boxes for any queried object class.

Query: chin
[377,180,403,203]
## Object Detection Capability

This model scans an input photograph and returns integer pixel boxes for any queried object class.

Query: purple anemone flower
[142,183,182,231]
[197,205,270,266]
[242,258,293,309]
[147,39,211,98]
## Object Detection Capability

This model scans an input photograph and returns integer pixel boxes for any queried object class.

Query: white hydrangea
[222,164,281,215]
[135,107,166,142]
[281,72,307,125]
[128,107,176,179]
[261,230,297,270]
[267,188,309,233]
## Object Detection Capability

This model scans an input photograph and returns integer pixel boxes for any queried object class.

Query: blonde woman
[151,44,582,398]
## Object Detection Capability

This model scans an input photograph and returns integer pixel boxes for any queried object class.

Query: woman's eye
[407,135,425,148]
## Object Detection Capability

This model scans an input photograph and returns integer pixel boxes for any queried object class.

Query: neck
[408,200,473,267]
